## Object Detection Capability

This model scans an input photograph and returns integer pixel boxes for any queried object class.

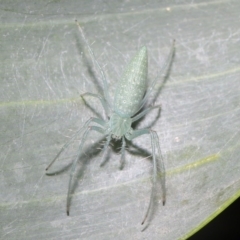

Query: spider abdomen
[114,46,148,118]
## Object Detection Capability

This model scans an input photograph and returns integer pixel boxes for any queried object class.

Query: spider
[46,20,175,227]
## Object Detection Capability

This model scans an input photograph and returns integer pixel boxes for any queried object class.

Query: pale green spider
[46,20,175,227]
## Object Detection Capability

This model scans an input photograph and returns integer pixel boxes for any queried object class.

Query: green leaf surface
[1,1,240,239]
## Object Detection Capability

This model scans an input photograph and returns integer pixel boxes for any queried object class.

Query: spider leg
[81,92,109,117]
[46,117,105,171]
[119,137,126,170]
[126,129,165,226]
[67,125,105,215]
[76,20,111,107]
[132,105,161,122]
[99,134,111,167]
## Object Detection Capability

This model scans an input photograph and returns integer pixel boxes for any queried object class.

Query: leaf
[1,1,240,239]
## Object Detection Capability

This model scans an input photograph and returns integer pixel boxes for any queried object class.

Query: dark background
[190,197,240,239]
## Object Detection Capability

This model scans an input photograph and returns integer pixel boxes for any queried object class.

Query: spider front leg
[81,92,109,118]
[126,128,165,226]
[76,20,111,106]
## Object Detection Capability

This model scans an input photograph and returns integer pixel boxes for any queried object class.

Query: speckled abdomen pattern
[114,46,148,117]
